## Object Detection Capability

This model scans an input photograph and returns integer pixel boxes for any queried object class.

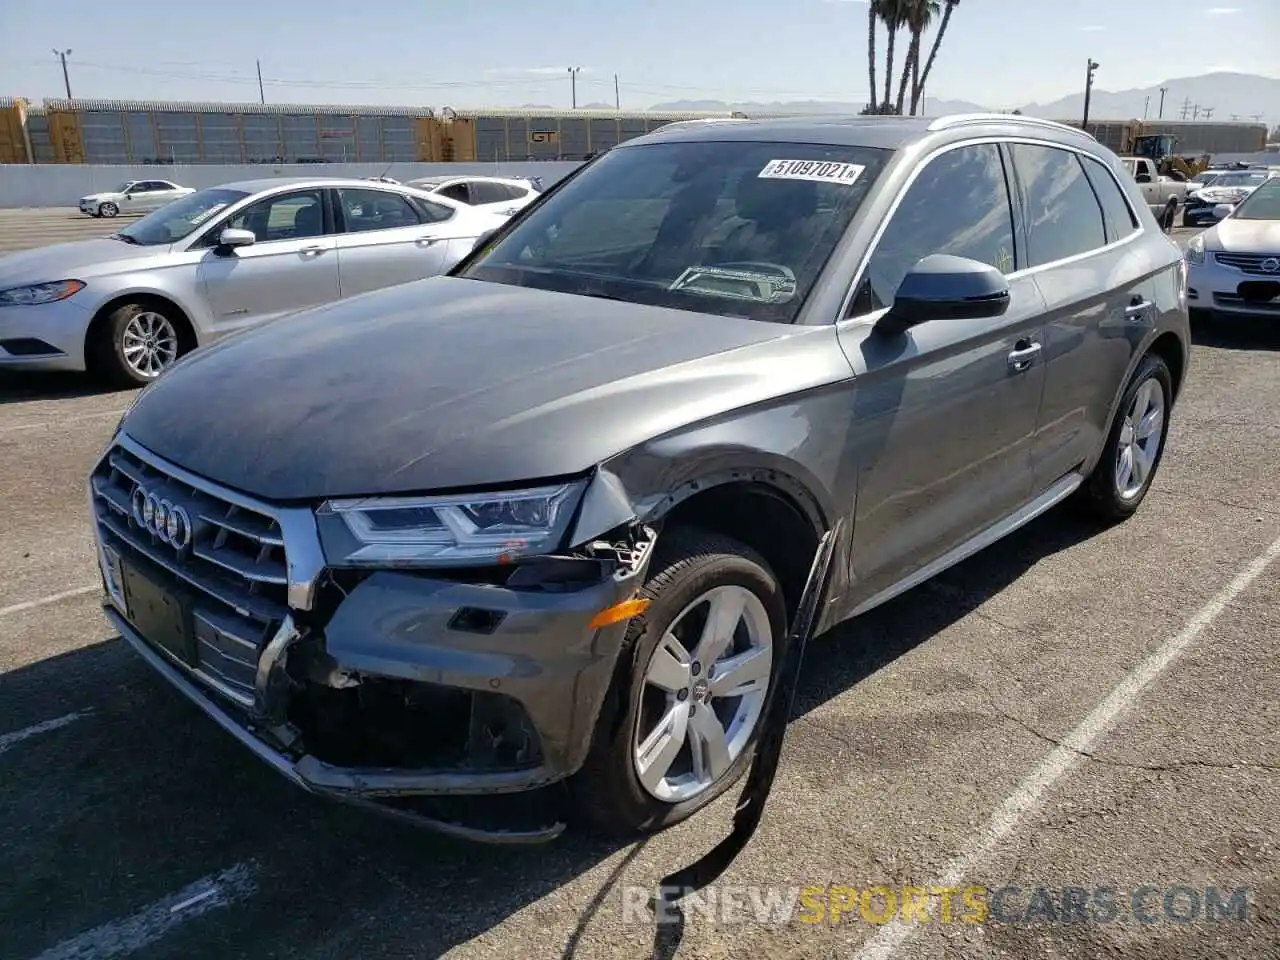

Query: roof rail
[928,113,1098,140]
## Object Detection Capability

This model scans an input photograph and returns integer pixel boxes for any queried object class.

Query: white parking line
[0,710,92,757]
[29,862,257,960]
[852,530,1280,960]
[0,585,99,618]
[0,409,129,435]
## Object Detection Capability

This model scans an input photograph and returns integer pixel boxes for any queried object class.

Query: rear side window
[1009,144,1106,267]
[1080,156,1138,242]
[472,181,514,204]
[852,143,1017,316]
[336,188,421,233]
[436,182,471,203]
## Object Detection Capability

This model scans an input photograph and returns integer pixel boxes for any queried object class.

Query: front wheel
[90,301,186,388]
[572,528,787,837]
[98,201,119,218]
[1077,353,1173,523]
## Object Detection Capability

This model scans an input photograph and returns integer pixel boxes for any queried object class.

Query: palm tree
[912,0,958,115]
[880,0,908,113]
[895,0,940,115]
[867,0,879,112]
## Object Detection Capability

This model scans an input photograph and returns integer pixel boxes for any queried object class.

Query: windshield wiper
[110,233,139,244]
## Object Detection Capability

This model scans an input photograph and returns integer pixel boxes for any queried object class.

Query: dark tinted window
[852,143,1016,316]
[463,140,890,324]
[408,196,454,223]
[1080,155,1138,242]
[1009,144,1106,267]
[337,188,421,232]
[436,182,470,203]
[472,181,514,204]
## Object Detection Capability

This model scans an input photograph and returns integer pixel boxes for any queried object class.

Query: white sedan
[79,179,196,218]
[1185,177,1280,321]
[406,175,542,217]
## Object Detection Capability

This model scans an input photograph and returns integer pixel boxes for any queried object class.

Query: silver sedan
[0,177,511,386]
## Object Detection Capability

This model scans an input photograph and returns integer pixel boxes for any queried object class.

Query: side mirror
[218,227,256,251]
[1212,203,1234,220]
[876,254,1011,337]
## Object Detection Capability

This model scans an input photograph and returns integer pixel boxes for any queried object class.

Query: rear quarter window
[1080,155,1139,242]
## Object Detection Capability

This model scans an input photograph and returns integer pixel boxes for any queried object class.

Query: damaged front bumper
[103,530,654,843]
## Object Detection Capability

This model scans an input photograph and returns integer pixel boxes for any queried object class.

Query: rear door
[1006,143,1154,492]
[333,186,454,297]
[836,141,1049,607]
[196,187,340,335]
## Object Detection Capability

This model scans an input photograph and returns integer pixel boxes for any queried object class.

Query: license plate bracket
[121,561,196,666]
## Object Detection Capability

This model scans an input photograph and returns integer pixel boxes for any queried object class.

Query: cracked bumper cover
[107,541,652,841]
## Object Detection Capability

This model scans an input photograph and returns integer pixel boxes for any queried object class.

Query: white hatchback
[405,175,542,217]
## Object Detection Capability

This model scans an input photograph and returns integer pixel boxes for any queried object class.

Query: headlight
[0,279,85,306]
[1184,235,1205,265]
[316,482,584,567]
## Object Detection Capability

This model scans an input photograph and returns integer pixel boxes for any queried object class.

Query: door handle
[415,237,439,247]
[1007,341,1042,372]
[299,245,325,256]
[1124,298,1153,319]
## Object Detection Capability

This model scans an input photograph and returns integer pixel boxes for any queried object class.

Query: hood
[121,277,809,501]
[0,238,163,286]
[1209,218,1280,252]
[80,192,121,202]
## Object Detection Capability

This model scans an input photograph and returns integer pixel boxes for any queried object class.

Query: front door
[332,187,451,298]
[835,142,1048,609]
[196,188,340,335]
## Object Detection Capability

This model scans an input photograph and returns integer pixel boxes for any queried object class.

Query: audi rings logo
[131,486,193,550]
[1260,257,1280,274]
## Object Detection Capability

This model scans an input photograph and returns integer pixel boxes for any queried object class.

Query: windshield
[114,187,250,246]
[113,181,137,193]
[1230,178,1280,221]
[459,140,891,323]
[1207,172,1269,189]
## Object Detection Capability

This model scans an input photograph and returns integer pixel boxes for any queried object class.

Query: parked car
[405,175,542,216]
[78,180,195,218]
[1185,175,1280,320]
[2,178,510,385]
[90,113,1188,841]
[1181,169,1277,227]
[1119,156,1189,226]
[1185,168,1230,193]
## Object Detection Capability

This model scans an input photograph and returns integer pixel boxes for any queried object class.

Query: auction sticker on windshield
[758,159,865,185]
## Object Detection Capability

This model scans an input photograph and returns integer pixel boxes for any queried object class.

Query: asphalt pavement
[0,210,1276,960]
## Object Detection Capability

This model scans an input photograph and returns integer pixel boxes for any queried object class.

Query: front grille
[91,442,291,707]
[1214,252,1280,275]
[1212,292,1280,314]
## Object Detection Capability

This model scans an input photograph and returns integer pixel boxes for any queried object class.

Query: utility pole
[1192,103,1200,120]
[1081,59,1100,129]
[1143,95,1150,120]
[1202,106,1214,120]
[1158,86,1168,119]
[567,66,581,109]
[1180,96,1192,120]
[52,49,72,99]
[256,59,265,104]
[614,73,620,110]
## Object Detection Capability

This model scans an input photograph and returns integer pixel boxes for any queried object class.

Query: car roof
[621,113,1100,153]
[215,176,419,194]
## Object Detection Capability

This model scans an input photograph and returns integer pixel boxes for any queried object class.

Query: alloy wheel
[633,584,774,803]
[1115,377,1165,500]
[122,311,179,379]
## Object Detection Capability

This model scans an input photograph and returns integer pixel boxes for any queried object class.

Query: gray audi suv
[90,113,1190,841]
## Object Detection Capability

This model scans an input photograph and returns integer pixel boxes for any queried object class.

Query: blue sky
[1,0,1276,110]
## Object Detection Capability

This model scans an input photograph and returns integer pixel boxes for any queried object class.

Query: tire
[89,301,187,389]
[571,527,787,838]
[1160,198,1179,232]
[1077,353,1173,523]
[99,201,118,218]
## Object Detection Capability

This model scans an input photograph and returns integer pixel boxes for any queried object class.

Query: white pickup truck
[1118,157,1190,225]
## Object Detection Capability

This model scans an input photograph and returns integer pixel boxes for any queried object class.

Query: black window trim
[1078,153,1141,244]
[837,135,1149,325]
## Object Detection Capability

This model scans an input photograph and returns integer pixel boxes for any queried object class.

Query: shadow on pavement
[0,371,126,406]
[0,504,1103,959]
[1191,315,1280,353]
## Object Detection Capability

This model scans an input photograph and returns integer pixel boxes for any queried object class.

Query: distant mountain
[1017,72,1276,125]
[646,96,987,116]
[580,102,615,110]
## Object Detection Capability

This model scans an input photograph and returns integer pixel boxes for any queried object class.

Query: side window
[337,188,422,233]
[408,196,453,224]
[1008,144,1107,267]
[436,182,471,204]
[1080,156,1138,242]
[852,143,1016,316]
[130,182,154,193]
[225,189,327,242]
[503,184,529,200]
[469,181,511,204]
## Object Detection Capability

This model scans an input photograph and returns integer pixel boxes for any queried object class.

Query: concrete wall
[0,161,584,209]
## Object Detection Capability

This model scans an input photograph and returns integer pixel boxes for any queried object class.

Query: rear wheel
[90,301,187,388]
[98,201,119,218]
[1077,353,1173,523]
[572,527,786,837]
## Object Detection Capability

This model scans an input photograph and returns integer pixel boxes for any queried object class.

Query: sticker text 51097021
[758,160,866,185]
